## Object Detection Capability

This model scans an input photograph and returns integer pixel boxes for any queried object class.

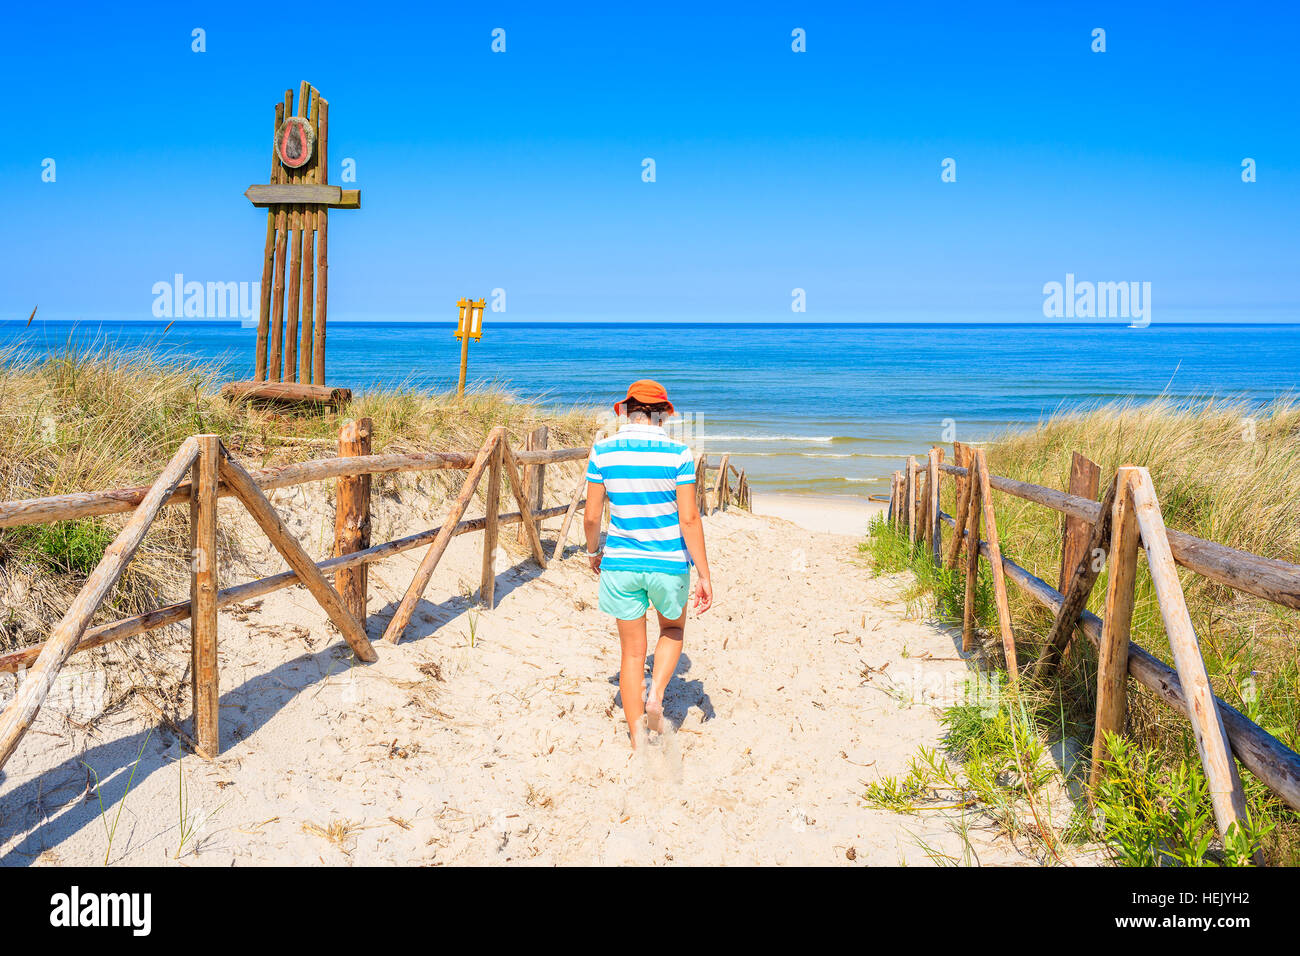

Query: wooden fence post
[906,456,918,545]
[333,418,372,622]
[892,470,904,529]
[480,438,504,608]
[694,454,707,514]
[1090,467,1139,797]
[945,444,973,569]
[974,449,1018,679]
[190,435,220,758]
[962,452,982,652]
[952,441,968,508]
[517,426,548,543]
[1059,452,1102,593]
[1129,468,1257,860]
[928,447,943,565]
[714,454,730,513]
[921,452,931,548]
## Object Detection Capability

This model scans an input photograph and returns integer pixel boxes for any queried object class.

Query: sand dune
[0,487,1043,867]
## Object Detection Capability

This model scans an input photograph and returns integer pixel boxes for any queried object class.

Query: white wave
[698,434,838,443]
[701,451,908,460]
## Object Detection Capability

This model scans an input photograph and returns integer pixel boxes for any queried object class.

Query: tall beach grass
[0,342,599,654]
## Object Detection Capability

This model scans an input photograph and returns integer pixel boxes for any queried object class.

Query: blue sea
[3,320,1298,498]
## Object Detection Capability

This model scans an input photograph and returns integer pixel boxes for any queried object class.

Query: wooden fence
[0,423,592,772]
[886,443,1300,859]
[695,454,751,513]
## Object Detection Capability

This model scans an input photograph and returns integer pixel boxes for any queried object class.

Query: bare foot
[629,716,649,751]
[645,695,664,734]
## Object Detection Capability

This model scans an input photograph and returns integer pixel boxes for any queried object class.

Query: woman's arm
[676,484,713,612]
[583,480,606,574]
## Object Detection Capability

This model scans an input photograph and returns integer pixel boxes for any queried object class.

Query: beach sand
[751,492,885,537]
[0,486,1049,867]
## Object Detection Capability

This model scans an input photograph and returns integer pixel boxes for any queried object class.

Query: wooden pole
[1089,467,1139,796]
[457,327,470,396]
[1059,452,1102,593]
[1129,469,1255,856]
[517,426,547,544]
[190,435,220,758]
[952,441,968,508]
[268,89,293,382]
[944,444,973,569]
[382,428,505,643]
[298,85,318,384]
[218,446,376,662]
[974,449,1017,679]
[906,456,918,545]
[333,417,372,622]
[532,425,549,517]
[313,97,329,386]
[480,438,503,608]
[962,452,982,652]
[918,458,932,551]
[695,455,707,514]
[502,440,549,568]
[928,447,943,565]
[891,470,903,529]
[552,460,590,561]
[714,454,730,514]
[0,438,199,771]
[255,101,284,381]
[282,82,310,382]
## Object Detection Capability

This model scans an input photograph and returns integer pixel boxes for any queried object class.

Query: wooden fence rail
[0,426,596,774]
[887,443,1300,848]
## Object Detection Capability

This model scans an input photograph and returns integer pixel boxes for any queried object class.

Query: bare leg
[646,608,685,732]
[615,616,648,748]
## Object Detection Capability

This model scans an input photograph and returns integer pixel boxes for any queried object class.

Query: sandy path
[0,495,1039,867]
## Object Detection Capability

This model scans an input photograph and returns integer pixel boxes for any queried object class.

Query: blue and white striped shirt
[586,423,696,573]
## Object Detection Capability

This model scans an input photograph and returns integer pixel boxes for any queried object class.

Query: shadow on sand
[608,650,716,728]
[0,550,552,865]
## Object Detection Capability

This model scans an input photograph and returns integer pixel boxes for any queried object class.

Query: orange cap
[614,379,675,416]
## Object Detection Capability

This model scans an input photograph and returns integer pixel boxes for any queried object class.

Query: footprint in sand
[639,717,684,786]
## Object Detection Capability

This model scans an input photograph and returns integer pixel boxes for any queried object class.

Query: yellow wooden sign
[454,297,485,394]
[454,298,485,341]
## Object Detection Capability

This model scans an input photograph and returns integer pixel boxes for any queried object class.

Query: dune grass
[863,397,1300,865]
[0,342,599,654]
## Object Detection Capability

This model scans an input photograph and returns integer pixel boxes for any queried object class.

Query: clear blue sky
[1,1,1296,323]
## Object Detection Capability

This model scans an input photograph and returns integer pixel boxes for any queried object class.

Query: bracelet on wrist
[585,547,603,558]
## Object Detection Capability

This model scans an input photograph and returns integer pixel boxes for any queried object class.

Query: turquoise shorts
[598,569,691,621]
